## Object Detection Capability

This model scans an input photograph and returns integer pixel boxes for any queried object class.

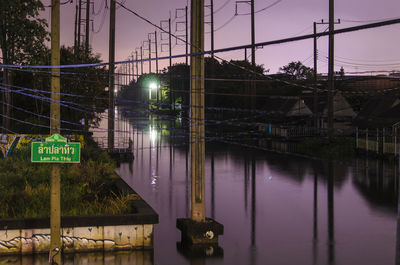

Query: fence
[258,124,327,138]
[356,128,399,156]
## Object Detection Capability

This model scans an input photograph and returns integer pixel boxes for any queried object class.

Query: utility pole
[250,0,255,66]
[206,0,215,107]
[185,5,189,65]
[210,0,214,58]
[135,50,139,80]
[190,0,206,222]
[177,1,223,244]
[108,0,115,150]
[140,46,143,75]
[148,36,152,73]
[313,21,318,130]
[85,0,90,53]
[236,0,256,111]
[328,0,334,138]
[78,0,82,47]
[169,17,173,110]
[74,2,78,51]
[154,31,159,73]
[131,54,134,84]
[49,0,61,264]
[313,19,340,130]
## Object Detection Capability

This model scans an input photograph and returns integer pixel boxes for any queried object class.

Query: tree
[0,0,49,131]
[12,46,108,134]
[278,61,314,80]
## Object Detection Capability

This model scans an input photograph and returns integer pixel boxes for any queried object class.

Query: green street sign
[31,134,81,163]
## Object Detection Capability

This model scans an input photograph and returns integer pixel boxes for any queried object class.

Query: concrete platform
[0,178,158,255]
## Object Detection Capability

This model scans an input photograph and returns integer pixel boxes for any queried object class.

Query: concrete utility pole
[135,50,139,81]
[250,0,255,66]
[74,3,78,50]
[168,17,173,109]
[328,0,335,138]
[185,5,189,65]
[154,31,159,73]
[49,1,61,264]
[206,0,216,107]
[210,0,214,58]
[108,0,115,150]
[148,36,152,73]
[140,46,143,75]
[190,0,206,222]
[236,0,256,110]
[235,0,255,64]
[313,19,339,130]
[176,2,224,246]
[78,0,82,47]
[85,0,90,53]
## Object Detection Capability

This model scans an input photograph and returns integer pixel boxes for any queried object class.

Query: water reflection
[112,116,399,265]
[0,251,153,265]
[327,161,335,265]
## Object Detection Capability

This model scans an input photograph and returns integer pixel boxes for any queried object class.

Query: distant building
[304,91,356,133]
[353,95,400,129]
[261,96,312,123]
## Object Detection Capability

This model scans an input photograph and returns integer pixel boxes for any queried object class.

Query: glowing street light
[149,82,158,90]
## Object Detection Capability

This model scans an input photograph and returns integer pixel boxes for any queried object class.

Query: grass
[297,137,356,159]
[0,144,137,219]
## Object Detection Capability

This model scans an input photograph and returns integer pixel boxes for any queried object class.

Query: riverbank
[0,143,133,218]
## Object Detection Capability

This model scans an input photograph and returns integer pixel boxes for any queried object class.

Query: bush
[0,146,134,218]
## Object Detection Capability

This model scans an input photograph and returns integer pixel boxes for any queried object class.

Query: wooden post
[49,1,61,264]
[366,129,369,152]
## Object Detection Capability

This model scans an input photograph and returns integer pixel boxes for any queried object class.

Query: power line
[236,0,282,15]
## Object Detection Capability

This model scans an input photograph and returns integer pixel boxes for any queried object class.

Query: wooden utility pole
[108,0,115,150]
[190,0,205,222]
[328,0,334,138]
[49,0,61,264]
[85,0,90,53]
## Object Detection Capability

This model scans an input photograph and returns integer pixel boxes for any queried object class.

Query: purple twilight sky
[41,0,400,75]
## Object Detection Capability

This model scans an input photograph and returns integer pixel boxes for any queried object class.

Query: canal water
[113,114,399,265]
[4,112,397,265]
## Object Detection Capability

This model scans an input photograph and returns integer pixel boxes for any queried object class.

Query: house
[258,96,313,136]
[353,95,400,129]
[304,91,356,133]
[260,96,312,122]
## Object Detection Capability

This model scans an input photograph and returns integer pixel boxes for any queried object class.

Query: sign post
[31,134,81,163]
[31,133,80,265]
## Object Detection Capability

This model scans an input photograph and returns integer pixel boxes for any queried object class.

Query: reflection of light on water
[149,126,158,146]
[151,177,157,185]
